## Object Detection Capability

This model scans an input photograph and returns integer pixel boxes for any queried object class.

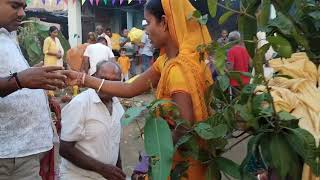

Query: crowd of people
[0,0,253,180]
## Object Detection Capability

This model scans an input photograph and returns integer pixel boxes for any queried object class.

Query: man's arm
[59,141,126,180]
[0,76,20,97]
[0,66,66,98]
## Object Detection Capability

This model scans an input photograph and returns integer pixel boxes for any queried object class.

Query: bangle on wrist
[81,73,86,86]
[97,79,105,93]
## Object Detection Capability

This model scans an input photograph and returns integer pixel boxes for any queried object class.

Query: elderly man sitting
[59,61,126,180]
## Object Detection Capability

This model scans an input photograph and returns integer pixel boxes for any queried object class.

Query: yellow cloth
[118,56,131,74]
[261,53,320,180]
[43,37,59,66]
[128,28,144,44]
[153,0,213,179]
[111,33,121,51]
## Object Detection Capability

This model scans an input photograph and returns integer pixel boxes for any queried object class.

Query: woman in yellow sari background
[63,0,213,179]
[43,26,64,67]
[43,26,64,96]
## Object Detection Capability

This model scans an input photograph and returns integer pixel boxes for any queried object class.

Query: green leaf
[144,116,174,179]
[234,103,258,129]
[194,123,227,140]
[208,0,218,18]
[238,14,257,58]
[285,128,319,176]
[267,36,293,58]
[121,106,146,126]
[257,0,271,28]
[269,134,290,178]
[206,163,221,180]
[193,10,202,19]
[217,75,230,91]
[198,14,209,25]
[219,11,235,25]
[175,134,192,150]
[215,157,240,179]
[214,48,227,75]
[227,71,244,88]
[309,11,320,20]
[265,133,302,179]
[180,136,199,160]
[278,111,298,121]
[170,162,189,180]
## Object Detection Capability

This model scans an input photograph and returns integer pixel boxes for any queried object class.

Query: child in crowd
[117,48,131,82]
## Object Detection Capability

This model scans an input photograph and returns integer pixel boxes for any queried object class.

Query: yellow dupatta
[156,0,213,122]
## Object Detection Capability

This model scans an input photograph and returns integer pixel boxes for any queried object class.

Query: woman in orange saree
[64,0,213,179]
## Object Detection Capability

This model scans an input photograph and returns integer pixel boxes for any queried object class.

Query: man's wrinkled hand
[18,66,67,90]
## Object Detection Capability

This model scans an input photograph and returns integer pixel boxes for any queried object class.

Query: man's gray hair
[96,60,121,75]
[228,31,241,42]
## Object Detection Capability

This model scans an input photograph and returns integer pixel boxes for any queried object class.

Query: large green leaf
[267,36,293,58]
[144,116,174,179]
[194,123,228,140]
[257,0,271,28]
[285,128,319,176]
[219,11,235,25]
[215,157,240,179]
[262,133,302,180]
[217,75,230,91]
[277,111,298,121]
[121,106,146,126]
[206,163,221,180]
[208,0,218,18]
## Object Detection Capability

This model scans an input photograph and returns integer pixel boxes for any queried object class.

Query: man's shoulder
[67,89,94,107]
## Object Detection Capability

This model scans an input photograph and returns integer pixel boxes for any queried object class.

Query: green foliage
[121,106,146,126]
[17,19,70,66]
[208,0,218,18]
[144,116,174,179]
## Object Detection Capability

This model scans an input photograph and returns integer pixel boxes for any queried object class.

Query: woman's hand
[56,51,62,59]
[62,70,83,86]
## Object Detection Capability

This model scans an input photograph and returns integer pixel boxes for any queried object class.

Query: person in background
[43,26,64,67]
[227,31,251,92]
[139,20,154,72]
[120,28,137,76]
[117,48,131,82]
[217,29,229,47]
[43,26,65,97]
[59,61,126,180]
[63,0,213,179]
[106,28,121,58]
[96,25,112,49]
[67,32,96,72]
[83,36,115,76]
[0,0,66,179]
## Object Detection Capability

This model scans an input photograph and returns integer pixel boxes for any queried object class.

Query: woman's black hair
[144,0,165,22]
[49,26,58,36]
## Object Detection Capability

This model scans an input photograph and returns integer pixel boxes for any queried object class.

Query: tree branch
[217,2,256,20]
